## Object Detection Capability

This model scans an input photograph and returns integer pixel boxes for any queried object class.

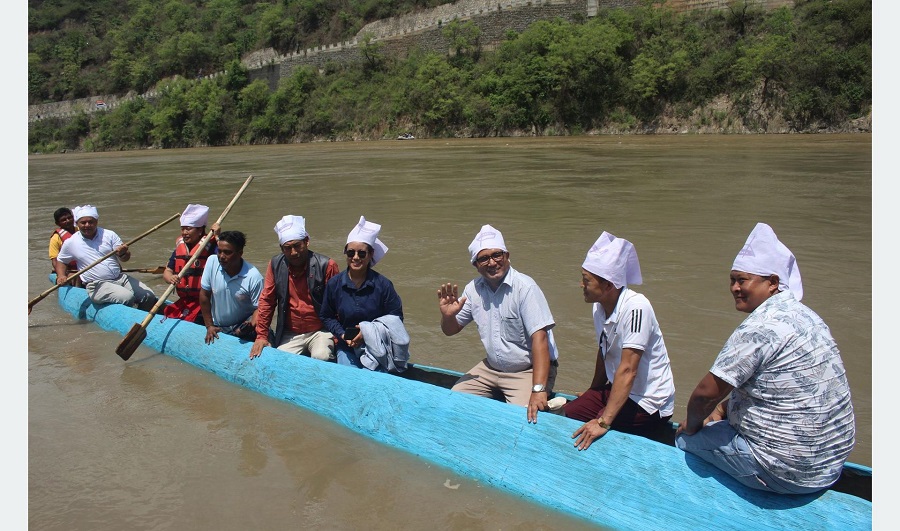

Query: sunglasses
[345,249,369,259]
[474,251,506,266]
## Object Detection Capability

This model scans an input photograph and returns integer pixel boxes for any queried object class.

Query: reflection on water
[28,135,870,530]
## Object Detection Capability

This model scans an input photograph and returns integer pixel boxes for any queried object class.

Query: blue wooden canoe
[48,279,872,530]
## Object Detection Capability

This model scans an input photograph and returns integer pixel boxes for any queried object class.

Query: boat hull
[50,282,872,530]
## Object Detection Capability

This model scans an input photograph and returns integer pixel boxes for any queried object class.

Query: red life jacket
[161,235,216,323]
[53,228,77,270]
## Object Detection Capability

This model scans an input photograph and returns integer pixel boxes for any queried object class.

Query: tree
[360,33,386,76]
[442,19,482,64]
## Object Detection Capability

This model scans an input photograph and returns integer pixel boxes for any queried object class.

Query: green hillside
[28,0,446,103]
[28,0,871,152]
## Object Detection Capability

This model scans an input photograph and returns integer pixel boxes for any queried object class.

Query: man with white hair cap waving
[438,224,559,424]
[568,231,675,451]
[54,205,158,310]
[675,222,855,494]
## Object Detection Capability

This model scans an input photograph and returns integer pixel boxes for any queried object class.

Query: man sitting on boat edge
[54,204,158,310]
[568,231,676,450]
[438,224,560,424]
[675,222,856,494]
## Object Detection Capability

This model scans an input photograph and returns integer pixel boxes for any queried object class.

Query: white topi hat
[72,205,99,222]
[346,216,388,265]
[274,215,309,245]
[179,204,209,228]
[732,222,803,300]
[468,224,508,263]
[582,231,642,289]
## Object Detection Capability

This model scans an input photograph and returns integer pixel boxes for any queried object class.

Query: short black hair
[53,207,73,223]
[218,230,246,252]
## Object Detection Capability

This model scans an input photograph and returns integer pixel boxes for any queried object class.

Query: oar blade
[116,324,147,361]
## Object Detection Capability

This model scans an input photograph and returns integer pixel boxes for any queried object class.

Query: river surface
[27,135,872,530]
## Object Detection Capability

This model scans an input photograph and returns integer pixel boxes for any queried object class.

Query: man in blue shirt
[199,231,264,344]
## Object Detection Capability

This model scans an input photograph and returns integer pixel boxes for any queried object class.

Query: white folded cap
[179,204,209,228]
[468,224,507,263]
[582,231,642,289]
[346,216,388,265]
[72,205,99,222]
[274,215,309,245]
[732,222,803,300]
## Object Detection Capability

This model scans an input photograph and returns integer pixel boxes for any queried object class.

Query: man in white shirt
[567,231,676,451]
[438,224,559,424]
[55,205,158,310]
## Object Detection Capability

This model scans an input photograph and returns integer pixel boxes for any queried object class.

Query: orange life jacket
[54,228,77,270]
[161,235,216,323]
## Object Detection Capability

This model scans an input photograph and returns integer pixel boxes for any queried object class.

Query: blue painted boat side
[408,363,873,483]
[51,283,872,531]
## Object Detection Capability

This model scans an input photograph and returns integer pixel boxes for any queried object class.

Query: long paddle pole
[116,175,254,360]
[121,266,166,274]
[28,213,181,315]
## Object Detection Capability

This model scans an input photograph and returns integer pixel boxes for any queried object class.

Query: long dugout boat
[49,279,872,530]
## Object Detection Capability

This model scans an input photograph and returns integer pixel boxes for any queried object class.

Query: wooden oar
[28,213,181,315]
[116,175,254,360]
[121,266,166,274]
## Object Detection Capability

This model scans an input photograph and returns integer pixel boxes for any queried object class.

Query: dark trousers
[563,383,671,440]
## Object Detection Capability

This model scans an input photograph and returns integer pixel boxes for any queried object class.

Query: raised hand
[437,283,466,318]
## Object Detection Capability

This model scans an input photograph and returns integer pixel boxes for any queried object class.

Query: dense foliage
[28,0,446,102]
[28,0,871,152]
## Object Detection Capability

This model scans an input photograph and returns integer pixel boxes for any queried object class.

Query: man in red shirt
[250,215,339,361]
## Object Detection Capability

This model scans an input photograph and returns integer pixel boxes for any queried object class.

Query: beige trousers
[277,330,335,362]
[451,359,558,406]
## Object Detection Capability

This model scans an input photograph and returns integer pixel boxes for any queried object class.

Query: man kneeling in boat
[199,231,263,344]
[162,204,220,325]
[568,231,676,450]
[54,205,158,310]
[438,224,559,424]
[675,223,855,494]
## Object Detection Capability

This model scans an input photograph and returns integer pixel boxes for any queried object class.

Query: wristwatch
[596,418,611,430]
[531,384,546,393]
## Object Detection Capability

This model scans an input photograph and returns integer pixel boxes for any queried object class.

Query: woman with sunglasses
[319,216,405,371]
